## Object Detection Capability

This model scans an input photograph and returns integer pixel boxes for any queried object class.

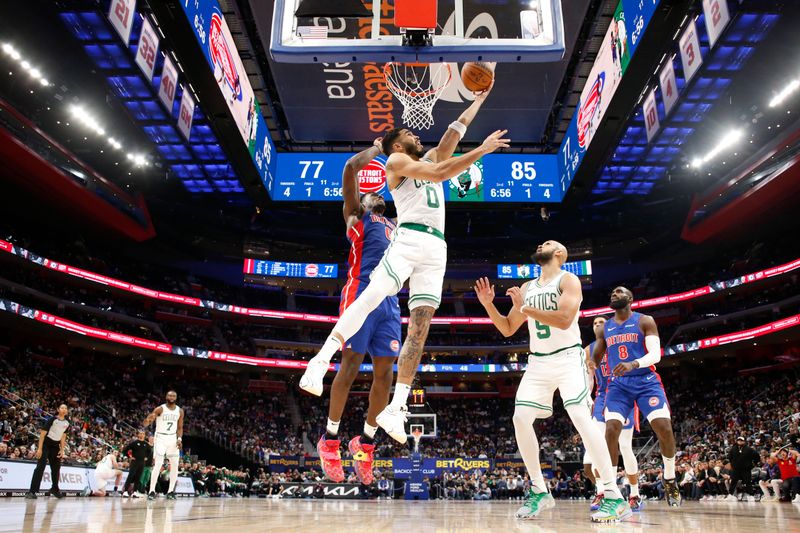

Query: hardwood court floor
[2,497,799,532]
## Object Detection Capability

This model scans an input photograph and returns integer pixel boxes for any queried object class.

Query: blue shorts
[605,373,670,423]
[592,393,635,430]
[345,296,401,358]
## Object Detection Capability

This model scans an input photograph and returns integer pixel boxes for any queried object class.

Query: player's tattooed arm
[428,75,495,162]
[143,406,162,427]
[397,306,434,380]
[474,277,526,337]
[343,138,383,228]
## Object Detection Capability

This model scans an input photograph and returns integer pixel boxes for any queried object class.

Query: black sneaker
[147,491,157,501]
[665,479,682,507]
[48,490,64,499]
[166,492,177,500]
[24,492,37,500]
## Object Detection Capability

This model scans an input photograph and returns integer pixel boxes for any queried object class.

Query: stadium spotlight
[769,79,800,108]
[691,129,743,169]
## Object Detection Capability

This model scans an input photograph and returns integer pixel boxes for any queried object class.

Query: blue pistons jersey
[340,212,401,358]
[588,342,635,429]
[603,312,670,422]
[604,312,652,377]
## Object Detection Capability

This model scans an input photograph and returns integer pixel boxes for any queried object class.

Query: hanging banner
[702,0,731,48]
[658,57,679,116]
[643,88,660,142]
[134,17,160,82]
[679,19,703,84]
[158,55,179,114]
[177,87,195,141]
[108,0,137,45]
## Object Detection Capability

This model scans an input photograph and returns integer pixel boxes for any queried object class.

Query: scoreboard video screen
[243,259,338,278]
[272,152,562,203]
[497,260,592,279]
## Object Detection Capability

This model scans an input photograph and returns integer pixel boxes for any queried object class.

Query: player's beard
[533,249,554,265]
[609,297,630,310]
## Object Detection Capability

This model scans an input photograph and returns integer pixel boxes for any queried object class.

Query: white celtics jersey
[98,454,114,470]
[524,271,582,355]
[155,404,180,436]
[392,158,445,234]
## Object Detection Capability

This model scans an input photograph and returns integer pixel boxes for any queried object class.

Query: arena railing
[1,297,798,374]
[1,238,798,325]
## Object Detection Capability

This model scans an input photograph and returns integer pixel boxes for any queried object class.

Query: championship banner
[679,19,703,84]
[108,0,136,45]
[177,87,195,141]
[158,55,179,114]
[658,57,679,116]
[134,17,160,82]
[702,0,731,48]
[643,88,660,142]
[0,460,194,495]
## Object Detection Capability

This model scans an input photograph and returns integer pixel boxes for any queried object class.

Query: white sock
[511,406,547,493]
[316,336,344,365]
[168,460,179,493]
[150,455,164,493]
[326,418,340,437]
[594,470,604,496]
[390,383,411,408]
[363,422,378,439]
[566,404,622,500]
[663,455,676,480]
[630,482,640,498]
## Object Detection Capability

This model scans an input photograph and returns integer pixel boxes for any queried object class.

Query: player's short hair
[382,128,405,155]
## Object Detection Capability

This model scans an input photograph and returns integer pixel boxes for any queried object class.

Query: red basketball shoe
[317,435,345,482]
[349,436,375,485]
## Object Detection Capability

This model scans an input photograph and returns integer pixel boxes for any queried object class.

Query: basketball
[461,62,494,93]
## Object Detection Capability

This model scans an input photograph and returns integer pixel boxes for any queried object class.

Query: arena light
[769,79,800,108]
[2,43,20,60]
[690,129,743,168]
[127,153,148,166]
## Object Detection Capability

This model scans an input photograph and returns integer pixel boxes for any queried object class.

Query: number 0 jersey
[604,312,652,377]
[155,403,180,436]
[392,158,445,235]
[524,271,582,355]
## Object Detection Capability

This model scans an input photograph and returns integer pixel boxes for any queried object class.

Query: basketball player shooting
[591,287,682,507]
[474,241,630,522]
[583,316,642,513]
[300,81,508,443]
[143,390,183,500]
[311,139,401,485]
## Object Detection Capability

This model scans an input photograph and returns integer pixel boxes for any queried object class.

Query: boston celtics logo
[448,159,484,201]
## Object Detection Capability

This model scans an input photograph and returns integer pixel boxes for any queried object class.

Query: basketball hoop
[383,62,452,130]
[411,427,423,453]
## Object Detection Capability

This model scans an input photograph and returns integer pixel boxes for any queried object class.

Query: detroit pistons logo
[577,71,605,149]
[305,264,319,277]
[358,159,387,194]
[390,340,400,352]
[209,10,242,101]
[648,396,659,407]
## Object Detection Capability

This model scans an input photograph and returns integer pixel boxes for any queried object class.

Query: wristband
[448,121,467,139]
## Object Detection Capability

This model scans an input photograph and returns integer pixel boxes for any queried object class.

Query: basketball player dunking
[583,316,642,513]
[474,241,630,522]
[143,390,183,500]
[307,139,401,485]
[591,287,681,507]
[300,81,506,443]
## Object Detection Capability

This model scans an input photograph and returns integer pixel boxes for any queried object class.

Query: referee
[121,430,150,497]
[25,404,70,499]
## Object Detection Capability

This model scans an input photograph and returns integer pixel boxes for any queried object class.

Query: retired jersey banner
[108,0,136,45]
[643,88,660,142]
[679,19,703,84]
[158,55,179,114]
[177,87,195,141]
[134,17,160,81]
[702,0,731,48]
[658,58,679,116]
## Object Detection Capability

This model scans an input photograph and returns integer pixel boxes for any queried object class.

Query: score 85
[511,161,536,180]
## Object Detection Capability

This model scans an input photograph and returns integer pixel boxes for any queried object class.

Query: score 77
[298,160,324,179]
[323,265,336,275]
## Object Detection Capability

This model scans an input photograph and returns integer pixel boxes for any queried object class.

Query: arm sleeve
[635,335,662,368]
[40,417,54,432]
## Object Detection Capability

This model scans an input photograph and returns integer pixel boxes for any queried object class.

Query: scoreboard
[497,260,592,279]
[272,152,562,203]
[244,259,338,278]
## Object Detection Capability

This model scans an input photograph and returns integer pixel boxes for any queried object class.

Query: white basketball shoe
[376,404,408,443]
[299,357,330,396]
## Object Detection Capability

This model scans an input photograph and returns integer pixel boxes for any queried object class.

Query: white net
[383,62,452,130]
